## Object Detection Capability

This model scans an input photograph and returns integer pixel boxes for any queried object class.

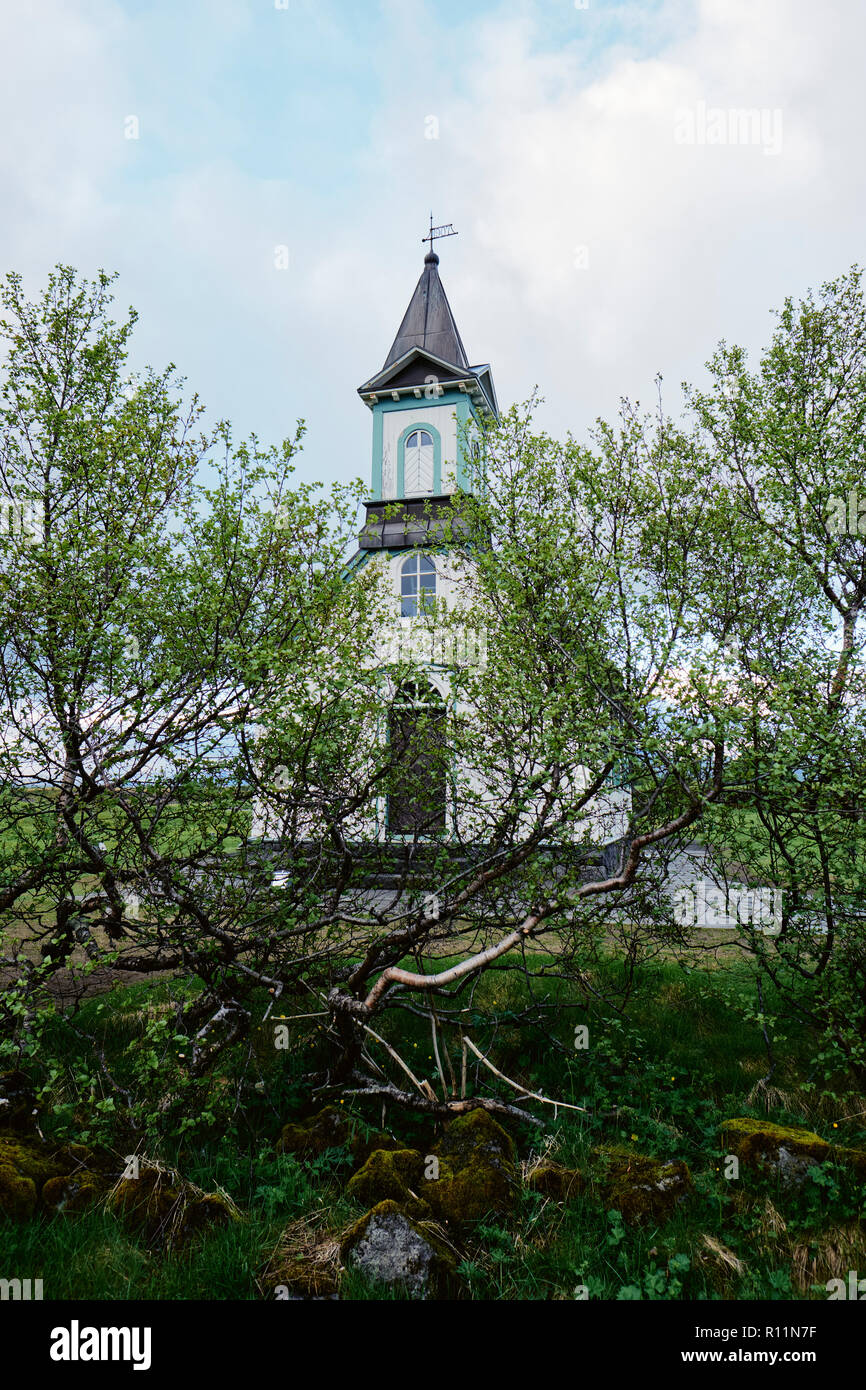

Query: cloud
[0,0,864,495]
[370,0,850,441]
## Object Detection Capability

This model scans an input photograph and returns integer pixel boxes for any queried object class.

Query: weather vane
[422,213,458,255]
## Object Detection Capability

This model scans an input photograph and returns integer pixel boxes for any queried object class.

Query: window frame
[397,422,441,497]
[399,551,437,618]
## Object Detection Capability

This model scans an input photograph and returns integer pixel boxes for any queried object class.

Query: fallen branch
[343,1074,542,1126]
[462,1036,586,1114]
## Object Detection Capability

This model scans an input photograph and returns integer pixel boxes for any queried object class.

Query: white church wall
[250,543,631,853]
[381,403,458,500]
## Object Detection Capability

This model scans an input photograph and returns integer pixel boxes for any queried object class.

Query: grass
[1,949,865,1300]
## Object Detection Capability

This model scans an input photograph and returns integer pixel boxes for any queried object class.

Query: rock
[0,1162,37,1219]
[720,1118,866,1186]
[107,1165,237,1246]
[340,1200,458,1299]
[424,1108,519,1225]
[526,1162,585,1202]
[719,1118,829,1185]
[41,1172,106,1215]
[346,1149,430,1216]
[593,1145,693,1223]
[277,1106,350,1158]
[177,1193,238,1241]
[272,1259,340,1300]
[0,1134,109,1220]
[435,1106,517,1169]
[0,1135,67,1191]
[106,1167,182,1238]
[277,1106,399,1169]
[0,1070,38,1132]
[833,1145,866,1179]
[349,1129,403,1170]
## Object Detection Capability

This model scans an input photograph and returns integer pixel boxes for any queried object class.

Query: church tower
[352,235,498,566]
[252,229,630,854]
[345,229,498,838]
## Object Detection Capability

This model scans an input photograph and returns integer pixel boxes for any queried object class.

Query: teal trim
[342,545,454,587]
[372,386,464,414]
[396,421,442,497]
[454,399,488,495]
[454,396,472,490]
[370,387,467,499]
[340,548,371,582]
[371,408,384,500]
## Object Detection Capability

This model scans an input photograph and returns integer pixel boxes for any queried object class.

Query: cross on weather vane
[422,214,458,255]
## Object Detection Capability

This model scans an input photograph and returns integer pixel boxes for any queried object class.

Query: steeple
[351,232,498,549]
[357,237,497,421]
[383,250,470,372]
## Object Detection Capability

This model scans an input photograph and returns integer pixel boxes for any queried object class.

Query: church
[251,228,630,861]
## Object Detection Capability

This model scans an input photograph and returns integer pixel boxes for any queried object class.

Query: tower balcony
[358,495,471,551]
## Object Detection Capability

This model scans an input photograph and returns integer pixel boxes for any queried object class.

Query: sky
[1,0,864,503]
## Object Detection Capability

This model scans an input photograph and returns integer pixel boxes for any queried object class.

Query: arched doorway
[386,677,447,836]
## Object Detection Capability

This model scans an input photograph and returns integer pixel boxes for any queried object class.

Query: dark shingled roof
[383,251,469,371]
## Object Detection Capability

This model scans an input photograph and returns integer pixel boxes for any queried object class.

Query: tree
[4,261,865,1140]
[0,266,380,1103]
[672,267,866,1082]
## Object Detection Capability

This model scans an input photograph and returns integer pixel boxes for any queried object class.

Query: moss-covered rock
[435,1107,517,1168]
[349,1129,403,1170]
[0,1163,37,1220]
[834,1145,866,1179]
[0,1135,97,1219]
[0,1135,66,1190]
[176,1192,238,1241]
[271,1259,340,1300]
[42,1172,106,1215]
[277,1106,350,1158]
[0,1135,99,1219]
[106,1166,237,1246]
[346,1149,430,1217]
[277,1106,399,1169]
[526,1162,585,1202]
[106,1167,182,1239]
[720,1118,866,1185]
[593,1145,693,1223]
[0,1135,117,1220]
[720,1118,829,1184]
[340,1199,459,1300]
[422,1108,519,1226]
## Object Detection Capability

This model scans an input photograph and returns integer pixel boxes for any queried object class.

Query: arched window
[387,678,447,836]
[400,552,436,618]
[404,429,434,495]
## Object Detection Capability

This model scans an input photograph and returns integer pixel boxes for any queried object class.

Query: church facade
[251,242,630,855]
